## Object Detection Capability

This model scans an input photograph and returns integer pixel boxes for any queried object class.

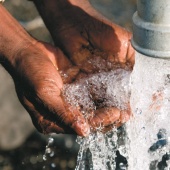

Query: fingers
[21,95,71,134]
[34,86,90,136]
[57,97,90,136]
[90,107,120,129]
[17,90,90,136]
[14,41,89,136]
[89,107,131,133]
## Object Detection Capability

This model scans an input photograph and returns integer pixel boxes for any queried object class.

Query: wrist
[0,4,36,73]
[33,0,91,31]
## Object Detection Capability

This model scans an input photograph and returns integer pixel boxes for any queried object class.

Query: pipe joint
[132,0,170,59]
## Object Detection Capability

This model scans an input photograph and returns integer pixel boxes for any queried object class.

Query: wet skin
[0,1,134,136]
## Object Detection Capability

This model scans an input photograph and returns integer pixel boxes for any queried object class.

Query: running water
[43,135,56,169]
[62,53,170,169]
[63,69,131,170]
[127,52,170,169]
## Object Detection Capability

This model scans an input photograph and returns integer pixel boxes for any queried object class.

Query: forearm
[33,0,133,65]
[33,0,126,54]
[33,0,126,33]
[0,4,35,68]
[33,0,89,35]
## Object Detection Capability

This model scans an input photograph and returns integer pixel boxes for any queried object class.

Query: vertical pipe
[127,0,170,169]
[132,0,170,59]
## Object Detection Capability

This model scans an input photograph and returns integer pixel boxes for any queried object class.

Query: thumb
[61,97,90,136]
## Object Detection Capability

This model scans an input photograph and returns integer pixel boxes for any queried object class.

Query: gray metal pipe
[132,0,170,59]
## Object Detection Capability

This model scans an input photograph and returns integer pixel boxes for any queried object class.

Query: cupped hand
[34,0,134,68]
[34,0,134,132]
[0,3,91,136]
[10,41,91,136]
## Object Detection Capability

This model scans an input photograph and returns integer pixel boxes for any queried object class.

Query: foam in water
[63,69,131,170]
[127,52,170,170]
[63,69,131,114]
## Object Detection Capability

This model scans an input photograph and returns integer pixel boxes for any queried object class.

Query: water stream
[61,51,170,170]
[127,52,170,169]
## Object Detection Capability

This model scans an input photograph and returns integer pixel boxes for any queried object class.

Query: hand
[10,41,93,136]
[0,4,90,136]
[34,0,134,68]
[34,0,134,132]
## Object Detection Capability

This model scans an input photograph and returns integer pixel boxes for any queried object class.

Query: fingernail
[72,121,90,137]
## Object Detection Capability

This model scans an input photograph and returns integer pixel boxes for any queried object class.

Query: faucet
[132,0,170,59]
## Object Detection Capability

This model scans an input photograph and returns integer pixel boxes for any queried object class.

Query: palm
[12,42,89,136]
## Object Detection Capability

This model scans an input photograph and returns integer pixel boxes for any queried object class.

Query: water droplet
[135,108,142,114]
[43,155,47,161]
[50,151,55,157]
[45,148,51,154]
[51,163,56,168]
[48,137,54,145]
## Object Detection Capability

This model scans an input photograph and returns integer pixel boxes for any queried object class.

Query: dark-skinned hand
[33,0,135,133]
[0,1,134,136]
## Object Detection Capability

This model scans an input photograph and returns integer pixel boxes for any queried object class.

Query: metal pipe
[132,0,170,59]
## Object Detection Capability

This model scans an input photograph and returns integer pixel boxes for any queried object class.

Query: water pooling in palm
[63,69,131,170]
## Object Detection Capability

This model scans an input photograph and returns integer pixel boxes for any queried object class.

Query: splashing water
[63,69,131,170]
[43,52,170,170]
[63,69,131,118]
[127,52,170,169]
[43,135,57,169]
[76,126,128,170]
[43,136,55,162]
[63,52,170,169]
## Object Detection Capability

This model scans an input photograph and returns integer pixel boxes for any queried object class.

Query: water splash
[43,136,55,161]
[63,53,170,169]
[76,126,128,170]
[63,69,131,116]
[63,69,131,170]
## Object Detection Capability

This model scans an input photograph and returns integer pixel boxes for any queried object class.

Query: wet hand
[34,0,134,132]
[10,41,90,136]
